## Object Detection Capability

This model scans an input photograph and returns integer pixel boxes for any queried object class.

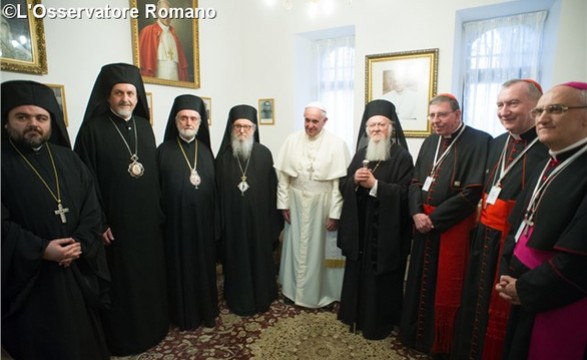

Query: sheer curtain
[462,11,547,136]
[315,36,355,150]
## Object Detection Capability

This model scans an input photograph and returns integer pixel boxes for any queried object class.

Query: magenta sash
[514,227,587,360]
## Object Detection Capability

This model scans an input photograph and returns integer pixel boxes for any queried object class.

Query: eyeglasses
[530,104,587,118]
[427,111,454,120]
[233,124,254,131]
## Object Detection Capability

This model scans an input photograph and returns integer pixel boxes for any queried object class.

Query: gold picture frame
[46,84,68,126]
[201,96,211,126]
[146,92,153,126]
[258,98,275,125]
[130,0,200,88]
[365,48,438,138]
[1,0,48,75]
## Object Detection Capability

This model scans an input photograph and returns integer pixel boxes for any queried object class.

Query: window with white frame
[461,11,547,136]
[315,36,355,150]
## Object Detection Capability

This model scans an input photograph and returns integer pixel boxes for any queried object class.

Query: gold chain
[9,138,62,205]
[237,155,251,182]
[176,136,198,172]
[371,161,382,173]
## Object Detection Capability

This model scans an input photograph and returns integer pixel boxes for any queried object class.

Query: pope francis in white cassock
[275,102,350,308]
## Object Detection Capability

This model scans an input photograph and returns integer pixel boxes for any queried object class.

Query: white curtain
[315,36,355,150]
[462,11,547,136]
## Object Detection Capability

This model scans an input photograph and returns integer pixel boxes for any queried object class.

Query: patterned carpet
[120,276,431,360]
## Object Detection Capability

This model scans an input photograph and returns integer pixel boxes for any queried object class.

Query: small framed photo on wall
[46,84,69,126]
[146,92,153,126]
[201,96,211,126]
[258,98,274,125]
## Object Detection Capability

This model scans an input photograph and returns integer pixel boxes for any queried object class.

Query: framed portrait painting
[46,84,68,126]
[365,48,438,138]
[1,0,48,74]
[130,0,200,88]
[258,98,274,125]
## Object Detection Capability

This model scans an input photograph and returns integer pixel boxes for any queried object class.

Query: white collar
[109,108,132,121]
[179,134,195,143]
[549,137,587,158]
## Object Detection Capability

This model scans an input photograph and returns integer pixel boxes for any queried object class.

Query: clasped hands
[354,167,376,189]
[413,213,434,234]
[495,275,521,305]
[43,237,82,267]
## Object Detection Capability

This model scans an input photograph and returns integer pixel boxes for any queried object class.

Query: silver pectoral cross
[54,202,69,223]
[522,217,534,236]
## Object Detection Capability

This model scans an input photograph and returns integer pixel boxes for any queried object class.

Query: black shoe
[283,297,295,305]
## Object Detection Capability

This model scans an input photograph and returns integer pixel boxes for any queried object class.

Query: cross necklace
[177,137,201,188]
[9,138,69,223]
[236,155,251,196]
[109,117,144,178]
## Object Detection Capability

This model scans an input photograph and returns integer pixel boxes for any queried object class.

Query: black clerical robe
[337,144,414,340]
[400,125,491,355]
[1,142,110,360]
[500,146,587,360]
[74,113,169,356]
[215,143,283,316]
[451,128,548,360]
[157,138,218,329]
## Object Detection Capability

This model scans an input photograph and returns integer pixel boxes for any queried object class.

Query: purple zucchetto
[560,82,587,90]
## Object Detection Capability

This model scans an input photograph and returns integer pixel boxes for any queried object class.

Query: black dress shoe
[283,297,295,305]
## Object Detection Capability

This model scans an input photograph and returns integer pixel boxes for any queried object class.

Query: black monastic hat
[217,104,261,157]
[356,99,409,152]
[163,94,211,150]
[1,80,71,148]
[82,63,149,124]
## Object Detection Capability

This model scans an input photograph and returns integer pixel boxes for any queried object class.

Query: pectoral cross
[308,164,315,180]
[54,202,69,223]
[522,217,534,236]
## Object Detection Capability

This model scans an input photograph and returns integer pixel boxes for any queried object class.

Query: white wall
[2,0,586,159]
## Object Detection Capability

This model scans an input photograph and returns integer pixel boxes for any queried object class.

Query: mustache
[24,126,43,136]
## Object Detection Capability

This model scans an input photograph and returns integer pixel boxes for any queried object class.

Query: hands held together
[354,167,376,189]
[43,237,81,267]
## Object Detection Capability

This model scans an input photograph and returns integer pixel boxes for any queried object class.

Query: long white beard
[232,134,254,161]
[365,137,391,161]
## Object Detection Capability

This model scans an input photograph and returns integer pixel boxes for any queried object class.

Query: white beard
[365,137,391,161]
[112,107,133,119]
[231,134,254,161]
[179,127,198,141]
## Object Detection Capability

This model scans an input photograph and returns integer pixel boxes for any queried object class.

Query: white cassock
[156,21,179,81]
[275,129,350,308]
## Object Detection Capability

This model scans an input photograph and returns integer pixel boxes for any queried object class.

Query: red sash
[479,193,516,360]
[424,204,476,354]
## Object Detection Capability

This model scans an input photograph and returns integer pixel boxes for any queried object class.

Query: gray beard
[112,108,133,119]
[365,137,391,161]
[231,135,254,161]
[179,127,198,141]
